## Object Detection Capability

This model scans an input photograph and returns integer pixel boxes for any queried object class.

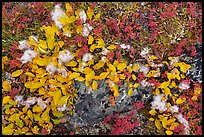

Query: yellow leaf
[3,125,14,135]
[32,126,39,135]
[21,127,29,133]
[132,63,140,71]
[33,82,43,89]
[128,88,133,96]
[97,72,109,80]
[93,61,105,69]
[169,81,177,88]
[191,95,197,101]
[166,130,173,135]
[146,70,157,77]
[92,80,98,90]
[174,62,191,73]
[155,119,162,130]
[3,96,11,105]
[11,69,23,77]
[38,40,47,50]
[87,7,94,20]
[41,108,50,122]
[36,57,50,66]
[33,114,41,121]
[59,95,69,105]
[52,110,64,117]
[76,26,83,34]
[89,44,96,52]
[95,13,100,19]
[150,55,159,60]
[58,41,64,48]
[113,90,119,97]
[69,72,80,80]
[176,97,186,105]
[85,71,95,81]
[133,83,139,88]
[84,67,93,74]
[88,35,94,45]
[161,117,168,128]
[118,74,126,80]
[108,64,116,72]
[170,122,179,130]
[65,60,77,67]
[33,105,43,113]
[149,109,157,116]
[107,45,116,50]
[52,118,60,125]
[25,72,35,77]
[59,15,69,24]
[53,89,62,106]
[27,110,33,121]
[117,63,127,71]
[65,3,73,13]
[97,38,105,48]
[167,118,176,125]
[149,118,155,121]
[3,80,11,92]
[132,74,137,81]
[194,88,201,95]
[77,76,85,82]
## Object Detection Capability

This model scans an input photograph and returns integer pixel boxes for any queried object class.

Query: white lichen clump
[82,23,93,37]
[178,82,190,90]
[51,4,66,29]
[46,62,57,75]
[20,49,38,64]
[58,49,74,65]
[82,53,93,62]
[18,40,30,50]
[169,105,179,113]
[140,47,150,58]
[151,94,167,112]
[175,113,190,135]
[79,10,87,23]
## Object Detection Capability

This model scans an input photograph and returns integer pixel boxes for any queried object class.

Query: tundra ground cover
[2,2,202,135]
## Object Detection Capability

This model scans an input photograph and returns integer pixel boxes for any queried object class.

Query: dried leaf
[12,69,23,77]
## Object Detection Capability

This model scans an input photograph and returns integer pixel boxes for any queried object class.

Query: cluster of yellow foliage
[148,57,192,135]
[2,2,196,135]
